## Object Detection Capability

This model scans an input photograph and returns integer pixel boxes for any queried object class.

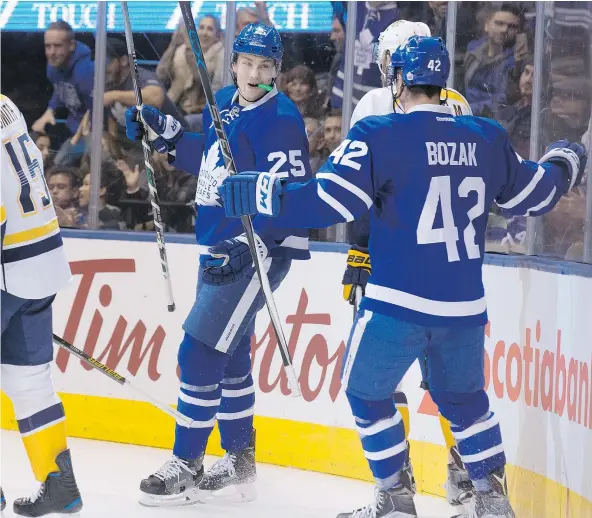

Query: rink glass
[0,1,590,261]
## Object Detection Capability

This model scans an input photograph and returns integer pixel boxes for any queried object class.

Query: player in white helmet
[342,20,475,509]
[351,20,472,125]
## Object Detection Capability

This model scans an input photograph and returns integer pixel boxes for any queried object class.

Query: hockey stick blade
[178,1,301,397]
[121,1,176,312]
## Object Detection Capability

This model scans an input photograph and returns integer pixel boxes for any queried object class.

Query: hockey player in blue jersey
[124,24,312,506]
[216,36,587,518]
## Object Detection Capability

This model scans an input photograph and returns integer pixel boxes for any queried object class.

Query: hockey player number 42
[417,176,485,262]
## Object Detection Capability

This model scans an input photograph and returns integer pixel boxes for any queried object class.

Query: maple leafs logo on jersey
[195,140,228,207]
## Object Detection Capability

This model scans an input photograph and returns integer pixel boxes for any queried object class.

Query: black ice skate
[13,449,82,517]
[1,487,6,512]
[453,467,516,518]
[445,446,474,506]
[400,442,416,495]
[337,478,417,518]
[139,455,203,507]
[197,430,257,502]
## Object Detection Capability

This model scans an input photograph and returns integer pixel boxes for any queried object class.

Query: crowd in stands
[6,1,590,261]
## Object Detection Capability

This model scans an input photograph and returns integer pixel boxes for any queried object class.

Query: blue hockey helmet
[388,36,450,88]
[233,23,283,63]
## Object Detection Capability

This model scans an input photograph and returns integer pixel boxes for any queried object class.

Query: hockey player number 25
[417,176,485,262]
[268,150,307,177]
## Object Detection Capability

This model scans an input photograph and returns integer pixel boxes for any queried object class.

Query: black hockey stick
[121,2,175,312]
[52,334,201,428]
[178,1,301,396]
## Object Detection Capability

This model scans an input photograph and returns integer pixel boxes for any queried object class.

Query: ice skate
[453,467,515,518]
[1,487,6,513]
[139,455,203,507]
[400,442,416,495]
[337,477,417,518]
[445,446,474,506]
[13,450,82,517]
[197,430,257,502]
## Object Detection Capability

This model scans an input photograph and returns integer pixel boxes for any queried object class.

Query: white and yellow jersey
[350,86,472,128]
[1,94,71,299]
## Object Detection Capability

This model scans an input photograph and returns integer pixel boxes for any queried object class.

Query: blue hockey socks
[346,392,407,490]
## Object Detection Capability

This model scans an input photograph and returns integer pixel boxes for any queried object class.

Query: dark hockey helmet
[388,36,450,88]
[232,23,283,64]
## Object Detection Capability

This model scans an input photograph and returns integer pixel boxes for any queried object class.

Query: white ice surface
[1,431,457,517]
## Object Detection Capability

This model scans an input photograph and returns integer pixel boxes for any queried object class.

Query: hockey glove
[202,234,271,285]
[539,140,587,190]
[342,246,371,305]
[125,105,184,154]
[218,172,283,218]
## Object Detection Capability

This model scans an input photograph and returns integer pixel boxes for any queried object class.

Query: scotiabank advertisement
[42,237,592,510]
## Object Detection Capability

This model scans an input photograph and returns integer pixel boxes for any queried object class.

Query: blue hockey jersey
[267,104,572,326]
[172,85,311,259]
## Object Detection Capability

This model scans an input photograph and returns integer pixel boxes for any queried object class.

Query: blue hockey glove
[125,105,184,154]
[218,172,283,218]
[539,140,587,190]
[202,234,271,285]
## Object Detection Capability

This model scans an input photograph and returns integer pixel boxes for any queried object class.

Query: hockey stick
[121,2,175,313]
[52,334,201,428]
[178,1,301,396]
[353,285,363,320]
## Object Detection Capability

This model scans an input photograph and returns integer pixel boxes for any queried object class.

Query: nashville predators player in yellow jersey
[1,94,82,516]
[342,21,474,509]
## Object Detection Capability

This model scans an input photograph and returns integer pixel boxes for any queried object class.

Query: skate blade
[194,481,257,504]
[444,482,473,508]
[138,488,201,507]
[235,481,257,502]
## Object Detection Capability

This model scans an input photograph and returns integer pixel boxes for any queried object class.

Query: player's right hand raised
[342,246,371,305]
[539,140,587,190]
[125,106,184,154]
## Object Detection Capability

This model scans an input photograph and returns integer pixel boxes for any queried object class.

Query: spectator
[498,58,534,158]
[322,110,343,155]
[52,109,90,167]
[331,2,400,109]
[77,168,124,230]
[115,153,154,231]
[152,151,197,205]
[105,37,187,151]
[46,166,79,228]
[541,78,592,145]
[540,84,590,260]
[304,117,325,174]
[31,132,53,169]
[427,1,448,40]
[157,17,224,130]
[32,21,94,165]
[151,151,197,232]
[463,3,528,117]
[281,65,325,118]
[542,188,587,260]
[236,7,260,35]
[326,16,346,108]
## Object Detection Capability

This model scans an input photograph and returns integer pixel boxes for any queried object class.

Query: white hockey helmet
[373,20,431,76]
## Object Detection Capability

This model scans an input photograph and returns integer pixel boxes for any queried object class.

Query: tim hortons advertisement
[51,237,591,501]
